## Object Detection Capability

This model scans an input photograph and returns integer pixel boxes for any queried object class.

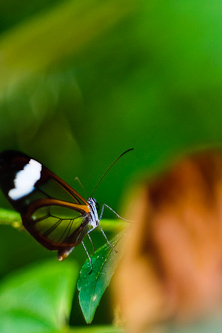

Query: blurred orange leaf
[114,148,222,332]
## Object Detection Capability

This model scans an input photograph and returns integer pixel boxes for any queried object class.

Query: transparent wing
[22,199,91,250]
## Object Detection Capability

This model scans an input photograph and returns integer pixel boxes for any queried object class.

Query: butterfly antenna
[75,177,88,198]
[91,148,134,197]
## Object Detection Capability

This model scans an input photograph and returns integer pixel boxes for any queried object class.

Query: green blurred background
[1,0,222,330]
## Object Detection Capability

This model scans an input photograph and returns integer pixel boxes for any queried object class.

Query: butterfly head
[87,197,100,228]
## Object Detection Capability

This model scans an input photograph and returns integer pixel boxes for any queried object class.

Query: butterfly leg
[97,202,128,252]
[87,233,95,256]
[97,221,118,253]
[100,203,129,222]
[98,202,129,252]
[81,241,93,274]
[98,203,105,221]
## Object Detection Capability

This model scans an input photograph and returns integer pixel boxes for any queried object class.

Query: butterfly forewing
[0,150,92,255]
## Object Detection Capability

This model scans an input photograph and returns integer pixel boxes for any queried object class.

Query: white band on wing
[8,159,42,200]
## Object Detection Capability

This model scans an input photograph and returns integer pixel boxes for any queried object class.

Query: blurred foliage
[0,260,78,333]
[0,0,222,331]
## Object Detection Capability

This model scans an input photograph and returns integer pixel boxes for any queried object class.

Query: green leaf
[77,235,122,324]
[0,208,21,228]
[0,259,79,333]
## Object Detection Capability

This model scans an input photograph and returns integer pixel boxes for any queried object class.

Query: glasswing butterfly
[0,149,133,270]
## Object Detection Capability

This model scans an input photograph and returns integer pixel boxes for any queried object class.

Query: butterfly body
[0,150,99,261]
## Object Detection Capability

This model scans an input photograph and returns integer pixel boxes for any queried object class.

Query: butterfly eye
[96,202,100,210]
